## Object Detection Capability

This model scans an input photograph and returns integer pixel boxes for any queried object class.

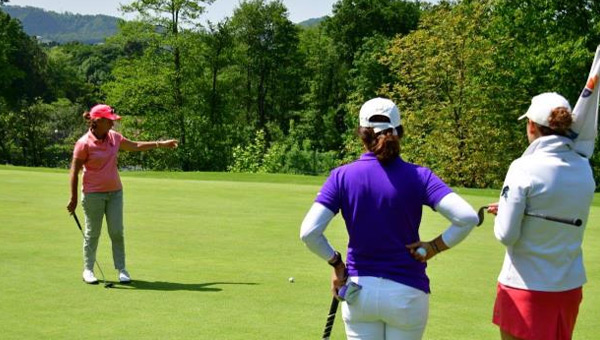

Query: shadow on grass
[109,280,258,292]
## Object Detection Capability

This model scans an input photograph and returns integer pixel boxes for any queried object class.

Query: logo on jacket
[582,75,598,98]
[501,185,510,199]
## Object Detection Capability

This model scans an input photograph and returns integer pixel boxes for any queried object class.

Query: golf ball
[288,277,295,283]
[416,247,427,257]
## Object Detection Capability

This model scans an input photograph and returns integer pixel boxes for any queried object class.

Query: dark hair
[537,107,573,136]
[358,125,403,164]
[82,111,97,129]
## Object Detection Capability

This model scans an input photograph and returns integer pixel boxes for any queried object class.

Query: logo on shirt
[501,185,510,199]
[582,75,598,98]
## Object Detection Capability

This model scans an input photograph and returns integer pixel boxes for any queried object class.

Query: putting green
[0,165,598,339]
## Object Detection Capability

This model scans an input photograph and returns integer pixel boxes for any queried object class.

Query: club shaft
[477,206,581,227]
[525,212,582,227]
[73,213,83,231]
[322,297,339,339]
[72,213,110,285]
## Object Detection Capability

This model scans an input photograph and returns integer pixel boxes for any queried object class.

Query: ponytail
[537,107,573,136]
[82,111,96,129]
[358,126,403,164]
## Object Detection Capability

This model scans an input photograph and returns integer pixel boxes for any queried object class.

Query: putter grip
[72,213,83,231]
[322,297,339,339]
[542,215,583,227]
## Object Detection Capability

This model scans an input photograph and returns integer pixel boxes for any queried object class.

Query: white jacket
[494,135,595,291]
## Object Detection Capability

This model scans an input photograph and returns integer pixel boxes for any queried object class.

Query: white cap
[518,92,571,128]
[359,98,401,134]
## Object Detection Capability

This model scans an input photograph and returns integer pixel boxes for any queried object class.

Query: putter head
[104,282,114,288]
[477,206,489,227]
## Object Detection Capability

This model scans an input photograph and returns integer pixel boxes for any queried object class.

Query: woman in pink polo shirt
[66,104,177,284]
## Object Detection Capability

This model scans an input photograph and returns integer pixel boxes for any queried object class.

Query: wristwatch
[328,251,343,267]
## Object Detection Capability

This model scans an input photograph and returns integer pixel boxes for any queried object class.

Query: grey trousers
[81,190,125,271]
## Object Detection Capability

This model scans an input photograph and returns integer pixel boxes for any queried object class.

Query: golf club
[321,296,339,340]
[71,213,114,288]
[476,205,488,226]
[476,206,582,227]
[524,212,582,227]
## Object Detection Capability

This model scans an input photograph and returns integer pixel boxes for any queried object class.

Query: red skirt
[493,283,582,340]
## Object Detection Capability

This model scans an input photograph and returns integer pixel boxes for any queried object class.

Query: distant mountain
[1,5,120,44]
[298,17,326,28]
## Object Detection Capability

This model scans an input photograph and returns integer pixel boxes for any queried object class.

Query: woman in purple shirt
[300,98,478,339]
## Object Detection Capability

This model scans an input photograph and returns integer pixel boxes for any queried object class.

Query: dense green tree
[58,42,122,87]
[379,0,518,187]
[296,24,345,151]
[489,0,600,102]
[45,47,93,103]
[202,20,234,124]
[324,0,421,65]
[488,0,600,187]
[349,35,394,102]
[120,0,214,170]
[229,0,304,139]
[0,11,49,108]
[301,0,423,158]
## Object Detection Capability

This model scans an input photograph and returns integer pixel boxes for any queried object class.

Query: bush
[228,129,340,175]
[228,130,267,173]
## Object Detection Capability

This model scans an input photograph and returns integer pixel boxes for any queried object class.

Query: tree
[489,0,600,102]
[380,0,519,187]
[44,47,93,104]
[202,20,234,123]
[0,11,49,108]
[306,0,422,157]
[296,24,346,151]
[120,0,214,170]
[324,0,421,65]
[229,0,304,138]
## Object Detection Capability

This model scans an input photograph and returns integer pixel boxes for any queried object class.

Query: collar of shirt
[359,152,404,163]
[522,135,574,157]
[87,129,115,147]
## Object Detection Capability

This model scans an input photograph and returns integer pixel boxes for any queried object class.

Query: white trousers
[341,276,429,340]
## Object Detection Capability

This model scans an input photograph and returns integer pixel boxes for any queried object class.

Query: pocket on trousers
[385,289,429,329]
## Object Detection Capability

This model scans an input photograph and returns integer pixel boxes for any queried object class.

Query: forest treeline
[1,0,600,189]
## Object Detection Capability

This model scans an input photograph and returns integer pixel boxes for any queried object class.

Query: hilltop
[1,5,120,44]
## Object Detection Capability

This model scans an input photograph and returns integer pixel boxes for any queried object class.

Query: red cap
[89,104,121,120]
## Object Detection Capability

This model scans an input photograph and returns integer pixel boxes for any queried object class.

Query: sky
[7,0,339,24]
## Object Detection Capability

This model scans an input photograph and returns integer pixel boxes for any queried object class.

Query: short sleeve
[314,170,341,214]
[423,170,453,208]
[73,140,88,160]
[111,131,125,147]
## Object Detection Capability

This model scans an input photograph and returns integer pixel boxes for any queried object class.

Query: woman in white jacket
[488,92,595,340]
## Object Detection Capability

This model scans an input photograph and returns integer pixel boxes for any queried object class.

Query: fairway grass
[0,166,598,339]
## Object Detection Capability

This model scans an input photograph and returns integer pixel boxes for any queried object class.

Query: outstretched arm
[120,139,178,152]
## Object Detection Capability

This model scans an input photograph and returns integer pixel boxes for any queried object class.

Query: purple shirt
[315,152,452,293]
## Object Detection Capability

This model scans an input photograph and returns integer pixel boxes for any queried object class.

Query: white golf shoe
[82,269,99,284]
[118,269,131,283]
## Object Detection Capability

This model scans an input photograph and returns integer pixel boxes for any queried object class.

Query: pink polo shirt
[73,130,126,193]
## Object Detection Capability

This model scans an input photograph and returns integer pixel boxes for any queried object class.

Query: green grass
[0,165,598,339]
